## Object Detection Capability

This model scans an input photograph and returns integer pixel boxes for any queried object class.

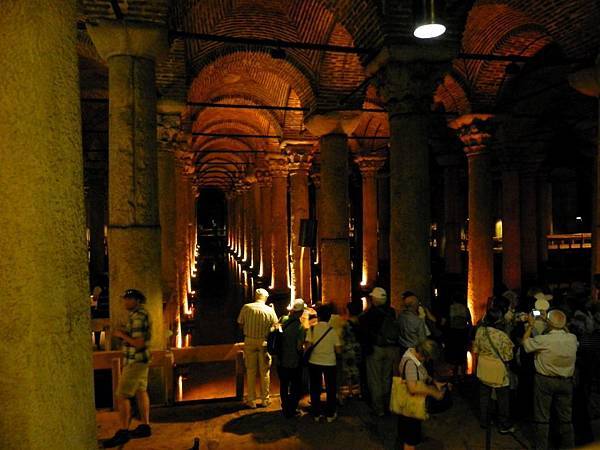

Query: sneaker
[103,429,130,448]
[313,415,323,423]
[245,400,257,409]
[129,424,152,439]
[498,425,515,434]
[326,413,338,423]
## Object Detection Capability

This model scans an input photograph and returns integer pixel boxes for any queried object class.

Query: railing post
[235,350,245,401]
[164,351,174,405]
[111,357,121,411]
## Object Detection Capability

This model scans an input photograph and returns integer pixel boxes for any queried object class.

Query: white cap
[369,287,387,306]
[534,292,553,304]
[534,298,550,311]
[255,288,269,301]
[288,299,307,312]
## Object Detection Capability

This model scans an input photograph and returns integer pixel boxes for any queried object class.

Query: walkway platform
[95,385,580,449]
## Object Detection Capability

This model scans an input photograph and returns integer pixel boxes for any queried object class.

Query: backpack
[266,318,295,356]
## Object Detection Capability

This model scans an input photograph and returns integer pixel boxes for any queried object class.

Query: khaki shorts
[117,362,149,398]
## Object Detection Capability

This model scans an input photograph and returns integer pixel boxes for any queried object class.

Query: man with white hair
[359,287,400,416]
[523,309,578,450]
[238,288,278,408]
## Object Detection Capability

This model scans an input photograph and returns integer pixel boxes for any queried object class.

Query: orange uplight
[466,351,474,375]
[177,375,183,402]
[176,321,182,348]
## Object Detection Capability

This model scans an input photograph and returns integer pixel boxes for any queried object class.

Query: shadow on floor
[151,402,245,423]
[222,410,298,444]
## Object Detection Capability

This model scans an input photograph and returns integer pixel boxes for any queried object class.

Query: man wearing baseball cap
[237,288,278,408]
[277,299,308,418]
[103,289,152,448]
[359,287,400,416]
[523,309,578,449]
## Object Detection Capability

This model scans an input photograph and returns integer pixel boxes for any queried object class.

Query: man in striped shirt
[238,288,278,408]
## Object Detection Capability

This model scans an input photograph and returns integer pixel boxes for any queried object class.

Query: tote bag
[476,327,508,387]
[389,359,429,420]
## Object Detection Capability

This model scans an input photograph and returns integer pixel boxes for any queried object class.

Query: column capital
[304,111,361,137]
[283,142,315,174]
[355,155,386,176]
[367,45,455,116]
[266,154,289,177]
[255,169,272,187]
[449,114,496,157]
[568,56,600,97]
[86,19,168,62]
[158,112,189,153]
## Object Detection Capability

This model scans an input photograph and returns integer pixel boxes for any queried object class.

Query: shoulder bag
[302,326,333,366]
[390,358,429,420]
[476,327,509,387]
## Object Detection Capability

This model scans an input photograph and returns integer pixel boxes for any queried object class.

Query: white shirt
[523,329,578,377]
[307,322,341,366]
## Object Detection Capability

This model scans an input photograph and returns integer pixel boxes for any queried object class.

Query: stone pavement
[96,384,576,449]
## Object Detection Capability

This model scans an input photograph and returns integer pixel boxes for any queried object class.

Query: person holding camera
[523,309,578,450]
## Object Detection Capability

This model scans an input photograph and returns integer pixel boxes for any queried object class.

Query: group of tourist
[471,284,600,449]
[101,280,600,449]
[238,281,600,450]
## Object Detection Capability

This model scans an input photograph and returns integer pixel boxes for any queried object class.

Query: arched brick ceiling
[351,85,388,153]
[475,0,600,58]
[434,73,471,117]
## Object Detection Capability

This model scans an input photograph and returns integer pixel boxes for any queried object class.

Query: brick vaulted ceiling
[79,0,600,190]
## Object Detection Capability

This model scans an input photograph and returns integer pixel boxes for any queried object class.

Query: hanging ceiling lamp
[413,0,446,39]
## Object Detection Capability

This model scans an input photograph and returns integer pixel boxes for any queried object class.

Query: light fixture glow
[413,23,446,39]
[413,0,446,39]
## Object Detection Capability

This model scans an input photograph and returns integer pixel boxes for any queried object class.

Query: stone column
[450,114,495,323]
[521,164,540,284]
[268,155,290,293]
[537,171,553,265]
[373,59,447,310]
[88,20,168,349]
[86,171,107,289]
[310,168,322,265]
[436,154,463,276]
[242,183,253,264]
[569,58,600,284]
[175,169,192,315]
[251,179,261,272]
[0,1,96,447]
[305,112,360,313]
[257,170,273,283]
[286,143,314,302]
[377,171,391,270]
[501,166,522,290]
[356,155,386,290]
[158,106,185,306]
